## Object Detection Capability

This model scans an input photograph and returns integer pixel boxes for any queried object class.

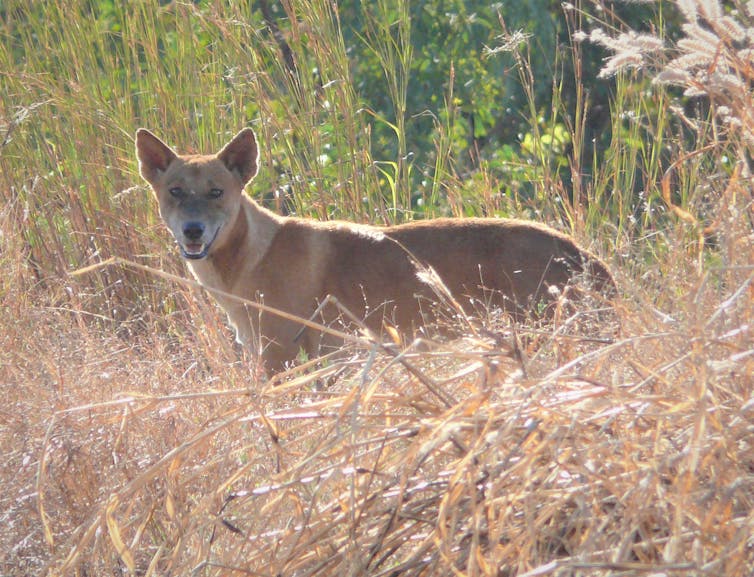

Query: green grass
[1,1,752,576]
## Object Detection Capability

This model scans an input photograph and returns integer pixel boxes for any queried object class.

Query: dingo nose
[183,221,205,241]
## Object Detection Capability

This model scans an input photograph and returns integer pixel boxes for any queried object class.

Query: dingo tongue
[180,227,218,260]
[184,243,204,255]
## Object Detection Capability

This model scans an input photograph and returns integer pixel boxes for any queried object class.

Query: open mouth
[181,243,209,259]
[178,227,220,260]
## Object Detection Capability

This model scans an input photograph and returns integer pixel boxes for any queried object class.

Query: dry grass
[1,0,753,575]
[2,242,752,575]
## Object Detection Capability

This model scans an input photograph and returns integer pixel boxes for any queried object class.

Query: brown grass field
[1,0,753,575]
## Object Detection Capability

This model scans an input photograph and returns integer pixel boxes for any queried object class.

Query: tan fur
[136,128,614,372]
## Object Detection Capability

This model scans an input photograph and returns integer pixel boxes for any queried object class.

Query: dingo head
[135,128,259,260]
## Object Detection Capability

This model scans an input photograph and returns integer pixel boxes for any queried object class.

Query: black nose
[183,221,205,241]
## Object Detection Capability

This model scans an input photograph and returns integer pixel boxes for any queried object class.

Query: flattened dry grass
[3,243,751,575]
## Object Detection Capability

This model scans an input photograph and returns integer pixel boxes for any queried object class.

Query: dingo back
[137,128,615,372]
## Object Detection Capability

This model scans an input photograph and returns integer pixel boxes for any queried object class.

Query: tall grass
[1,0,752,576]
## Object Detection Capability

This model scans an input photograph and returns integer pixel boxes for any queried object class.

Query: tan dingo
[136,128,614,372]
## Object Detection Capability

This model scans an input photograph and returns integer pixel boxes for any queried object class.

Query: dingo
[136,128,614,372]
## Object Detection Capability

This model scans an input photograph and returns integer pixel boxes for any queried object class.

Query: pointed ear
[217,128,259,185]
[135,129,177,184]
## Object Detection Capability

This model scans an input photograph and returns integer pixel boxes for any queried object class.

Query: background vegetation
[0,0,751,575]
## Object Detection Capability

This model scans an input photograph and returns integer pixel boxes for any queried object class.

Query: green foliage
[338,0,565,211]
[0,0,645,222]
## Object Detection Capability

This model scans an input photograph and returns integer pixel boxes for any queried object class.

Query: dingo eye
[169,187,185,198]
[208,188,224,199]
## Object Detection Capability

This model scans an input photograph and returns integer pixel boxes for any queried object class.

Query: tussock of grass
[1,0,753,575]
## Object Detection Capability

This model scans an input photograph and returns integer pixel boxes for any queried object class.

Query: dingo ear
[217,128,259,185]
[135,129,177,184]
